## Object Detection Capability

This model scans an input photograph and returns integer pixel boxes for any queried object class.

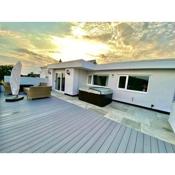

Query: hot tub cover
[79,86,113,95]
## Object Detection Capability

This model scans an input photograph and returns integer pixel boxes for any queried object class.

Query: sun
[51,36,109,61]
[71,26,87,38]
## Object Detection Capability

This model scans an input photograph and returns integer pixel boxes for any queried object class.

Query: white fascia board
[47,59,175,71]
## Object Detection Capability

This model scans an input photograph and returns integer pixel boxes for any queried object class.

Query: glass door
[55,73,61,91]
[55,72,65,92]
[61,73,65,91]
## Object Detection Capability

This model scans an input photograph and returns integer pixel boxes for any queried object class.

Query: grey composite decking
[0,94,175,153]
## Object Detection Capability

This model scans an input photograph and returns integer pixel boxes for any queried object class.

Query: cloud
[0,26,60,73]
[14,48,58,65]
[0,29,21,38]
[71,22,175,63]
[1,22,175,73]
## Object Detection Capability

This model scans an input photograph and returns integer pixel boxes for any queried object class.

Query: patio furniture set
[2,81,113,106]
[2,82,52,100]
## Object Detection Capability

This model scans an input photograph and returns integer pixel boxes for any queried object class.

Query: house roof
[47,58,175,71]
[96,58,175,70]
[40,66,48,69]
[48,59,96,70]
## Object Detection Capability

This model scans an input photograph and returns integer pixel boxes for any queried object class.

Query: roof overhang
[47,58,175,71]
[48,59,96,70]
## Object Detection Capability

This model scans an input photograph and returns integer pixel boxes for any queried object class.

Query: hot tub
[79,87,113,107]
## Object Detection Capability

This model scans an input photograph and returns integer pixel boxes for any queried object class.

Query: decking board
[17,113,98,153]
[97,124,121,153]
[157,140,167,153]
[5,112,89,152]
[164,142,174,153]
[87,122,116,153]
[107,126,126,153]
[117,127,132,153]
[57,117,106,153]
[125,129,137,153]
[67,119,112,153]
[150,137,159,153]
[76,120,112,153]
[0,95,175,153]
[143,134,151,153]
[46,115,103,153]
[135,132,144,153]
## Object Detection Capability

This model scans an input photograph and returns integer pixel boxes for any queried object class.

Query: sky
[0,22,175,74]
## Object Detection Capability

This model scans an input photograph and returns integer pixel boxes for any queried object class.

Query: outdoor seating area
[2,82,34,95]
[1,78,51,100]
[24,86,52,100]
[1,92,175,153]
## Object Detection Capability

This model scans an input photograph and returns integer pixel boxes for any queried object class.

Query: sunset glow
[51,36,109,61]
[1,22,175,74]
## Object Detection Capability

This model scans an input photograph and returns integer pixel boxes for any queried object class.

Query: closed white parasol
[10,61,22,96]
[6,61,24,102]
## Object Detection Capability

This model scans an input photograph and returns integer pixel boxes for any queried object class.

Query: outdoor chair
[2,82,12,95]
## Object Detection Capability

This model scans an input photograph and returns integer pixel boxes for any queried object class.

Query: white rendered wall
[64,68,87,95]
[49,67,175,112]
[87,70,175,112]
[65,68,75,95]
[78,69,88,87]
[48,69,53,86]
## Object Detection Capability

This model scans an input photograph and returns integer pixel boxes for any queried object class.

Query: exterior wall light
[48,70,51,75]
[66,69,70,75]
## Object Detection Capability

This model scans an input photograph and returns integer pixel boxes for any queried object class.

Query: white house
[40,59,175,113]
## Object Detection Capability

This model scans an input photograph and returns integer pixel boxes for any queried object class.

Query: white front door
[54,71,65,92]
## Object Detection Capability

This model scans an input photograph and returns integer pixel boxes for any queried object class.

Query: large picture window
[118,75,149,92]
[93,75,108,86]
[127,76,149,92]
[88,74,108,86]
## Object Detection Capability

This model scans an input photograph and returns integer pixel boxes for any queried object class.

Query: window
[127,76,149,92]
[88,75,92,84]
[88,75,108,86]
[93,75,108,86]
[118,75,149,92]
[118,76,127,88]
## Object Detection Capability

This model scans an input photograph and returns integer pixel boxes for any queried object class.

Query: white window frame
[54,70,65,93]
[87,74,93,85]
[117,74,150,94]
[87,74,109,87]
[118,75,128,89]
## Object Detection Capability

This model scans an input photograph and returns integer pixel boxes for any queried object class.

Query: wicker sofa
[2,82,11,95]
[24,86,52,100]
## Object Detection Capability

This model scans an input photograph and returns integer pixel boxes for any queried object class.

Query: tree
[0,65,13,81]
[27,72,40,77]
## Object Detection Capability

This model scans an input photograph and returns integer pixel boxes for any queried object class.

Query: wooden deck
[0,94,175,153]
